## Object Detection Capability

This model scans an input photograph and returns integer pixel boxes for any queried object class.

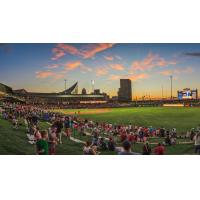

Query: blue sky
[0,43,200,99]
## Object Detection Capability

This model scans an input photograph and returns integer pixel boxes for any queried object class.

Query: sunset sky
[0,43,200,99]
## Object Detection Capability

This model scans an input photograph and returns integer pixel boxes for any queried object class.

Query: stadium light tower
[170,75,173,99]
[91,80,95,94]
[64,79,67,95]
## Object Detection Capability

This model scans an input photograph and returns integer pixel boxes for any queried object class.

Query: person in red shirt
[128,133,134,143]
[154,143,165,155]
[120,132,127,142]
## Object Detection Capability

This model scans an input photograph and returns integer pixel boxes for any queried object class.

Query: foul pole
[170,75,173,99]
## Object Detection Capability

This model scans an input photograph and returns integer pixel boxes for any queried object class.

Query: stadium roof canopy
[0,83,13,95]
[14,82,79,95]
[59,82,78,95]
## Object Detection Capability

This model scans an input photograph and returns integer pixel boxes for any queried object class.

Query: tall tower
[118,79,132,102]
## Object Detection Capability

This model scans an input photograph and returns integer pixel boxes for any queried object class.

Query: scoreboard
[177,88,198,100]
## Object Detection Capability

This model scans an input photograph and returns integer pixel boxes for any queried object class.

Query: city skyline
[0,43,200,99]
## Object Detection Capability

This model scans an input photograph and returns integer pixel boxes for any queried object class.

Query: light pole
[91,80,95,94]
[170,75,173,99]
[64,79,67,95]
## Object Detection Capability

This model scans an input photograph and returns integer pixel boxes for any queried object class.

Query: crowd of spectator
[1,101,200,155]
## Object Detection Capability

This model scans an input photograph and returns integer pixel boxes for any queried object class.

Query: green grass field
[53,107,200,134]
[0,106,199,155]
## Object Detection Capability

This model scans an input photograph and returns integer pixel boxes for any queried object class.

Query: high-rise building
[118,79,132,101]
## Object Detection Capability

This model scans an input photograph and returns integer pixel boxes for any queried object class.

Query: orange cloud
[36,71,54,78]
[128,73,149,81]
[65,60,82,71]
[131,53,177,71]
[104,56,114,61]
[160,67,194,76]
[36,71,65,80]
[52,43,115,60]
[110,64,125,71]
[96,68,108,76]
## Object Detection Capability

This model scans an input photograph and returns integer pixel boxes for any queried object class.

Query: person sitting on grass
[138,128,144,142]
[128,132,135,144]
[36,130,49,155]
[154,143,165,155]
[164,132,171,146]
[118,140,140,155]
[91,134,98,146]
[34,126,42,141]
[120,131,127,142]
[79,123,86,136]
[12,116,18,130]
[171,128,177,138]
[83,141,92,155]
[3,111,8,120]
[170,137,176,145]
[83,141,99,155]
[107,137,115,151]
[98,137,107,150]
[142,142,152,155]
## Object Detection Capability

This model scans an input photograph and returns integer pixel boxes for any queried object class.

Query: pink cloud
[131,53,177,71]
[80,43,115,58]
[57,43,80,55]
[52,43,115,60]
[65,60,82,71]
[36,71,54,78]
[51,48,65,60]
[36,71,65,80]
[110,64,125,71]
[96,68,108,76]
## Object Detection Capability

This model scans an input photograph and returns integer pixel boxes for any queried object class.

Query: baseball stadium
[1,43,200,155]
